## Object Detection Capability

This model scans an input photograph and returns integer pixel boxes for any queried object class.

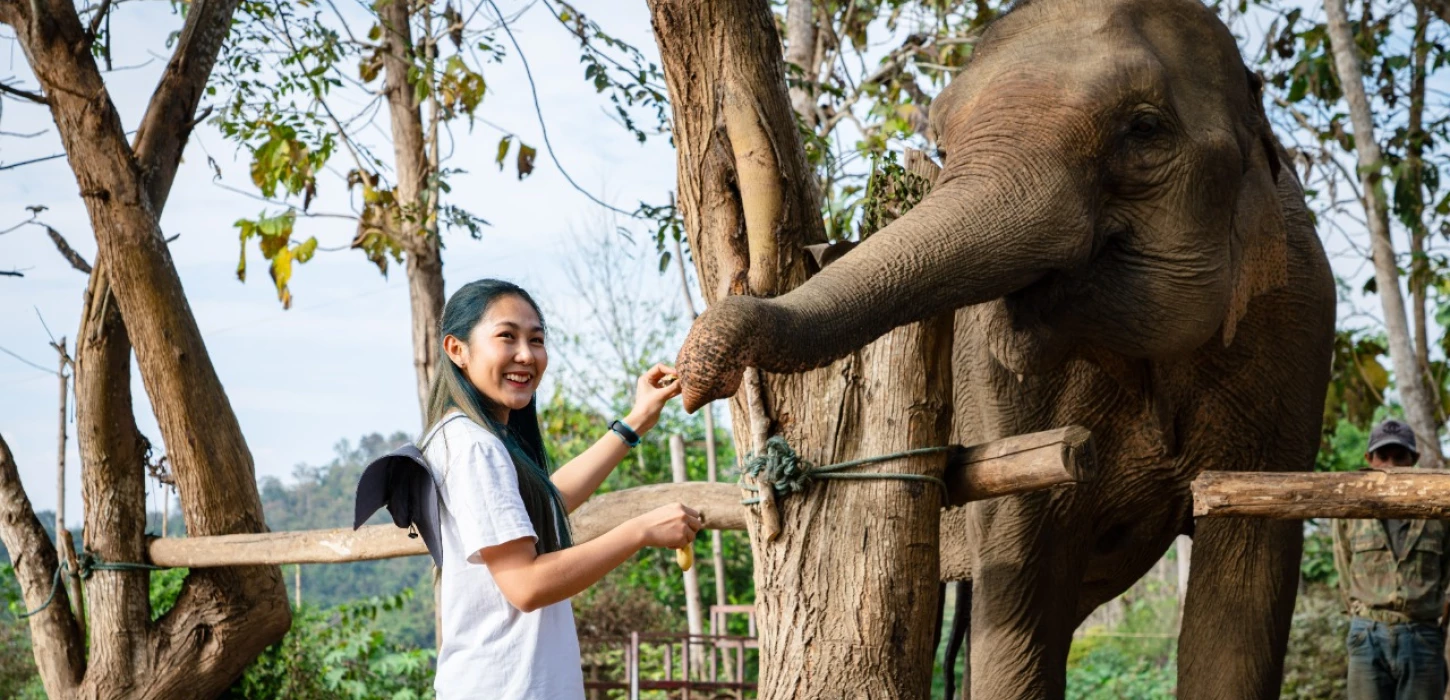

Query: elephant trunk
[678,158,1092,412]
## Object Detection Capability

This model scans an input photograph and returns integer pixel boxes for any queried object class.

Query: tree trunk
[380,0,444,424]
[0,0,292,695]
[648,0,950,695]
[1407,3,1438,426]
[1324,0,1445,466]
[783,0,818,128]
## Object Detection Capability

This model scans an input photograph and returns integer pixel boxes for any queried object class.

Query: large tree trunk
[0,0,291,696]
[380,0,444,424]
[649,1,950,695]
[1324,0,1445,466]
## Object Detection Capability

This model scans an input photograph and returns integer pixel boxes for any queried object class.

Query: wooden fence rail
[1193,469,1450,519]
[147,426,1092,569]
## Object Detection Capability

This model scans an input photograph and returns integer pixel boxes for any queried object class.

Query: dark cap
[1367,419,1419,457]
[354,444,443,567]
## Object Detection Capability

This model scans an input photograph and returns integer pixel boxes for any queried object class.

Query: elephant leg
[969,497,1084,699]
[1178,517,1301,699]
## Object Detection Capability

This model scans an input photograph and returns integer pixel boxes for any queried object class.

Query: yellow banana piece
[676,546,694,571]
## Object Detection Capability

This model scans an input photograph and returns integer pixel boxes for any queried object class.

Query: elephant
[675,0,1336,697]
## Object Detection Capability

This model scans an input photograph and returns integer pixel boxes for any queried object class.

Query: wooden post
[670,434,706,676]
[52,339,84,643]
[1193,469,1450,518]
[671,235,732,626]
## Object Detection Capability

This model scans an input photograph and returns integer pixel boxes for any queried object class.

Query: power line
[0,344,52,374]
[483,0,638,219]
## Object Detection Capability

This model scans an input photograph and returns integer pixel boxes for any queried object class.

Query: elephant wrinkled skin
[676,0,1335,698]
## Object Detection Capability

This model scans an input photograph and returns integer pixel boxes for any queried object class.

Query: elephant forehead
[935,0,1245,134]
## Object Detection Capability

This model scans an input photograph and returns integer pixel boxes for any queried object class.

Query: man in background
[1333,418,1450,700]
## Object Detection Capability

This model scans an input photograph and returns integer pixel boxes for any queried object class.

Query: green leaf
[295,236,319,263]
[495,135,512,171]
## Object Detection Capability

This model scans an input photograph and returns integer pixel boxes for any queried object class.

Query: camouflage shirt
[1333,518,1450,624]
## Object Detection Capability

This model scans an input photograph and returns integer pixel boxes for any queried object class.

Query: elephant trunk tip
[677,296,760,412]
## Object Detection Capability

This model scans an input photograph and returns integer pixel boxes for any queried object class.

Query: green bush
[224,590,435,700]
[1281,582,1349,699]
[0,565,41,698]
[1066,577,1178,699]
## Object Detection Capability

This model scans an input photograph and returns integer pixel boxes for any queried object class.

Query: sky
[0,0,685,520]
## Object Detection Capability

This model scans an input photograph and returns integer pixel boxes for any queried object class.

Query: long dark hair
[424,279,572,553]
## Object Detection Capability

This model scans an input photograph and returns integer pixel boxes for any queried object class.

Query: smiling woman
[419,278,702,700]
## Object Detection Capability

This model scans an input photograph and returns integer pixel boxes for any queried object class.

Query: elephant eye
[1128,113,1162,137]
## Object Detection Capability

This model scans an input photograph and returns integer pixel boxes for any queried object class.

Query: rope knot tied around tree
[738,435,954,506]
[17,552,165,618]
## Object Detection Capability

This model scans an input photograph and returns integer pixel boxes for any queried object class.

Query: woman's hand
[624,363,682,435]
[629,503,703,549]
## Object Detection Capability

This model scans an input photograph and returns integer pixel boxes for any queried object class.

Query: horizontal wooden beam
[945,425,1091,505]
[148,426,1092,573]
[1193,469,1450,519]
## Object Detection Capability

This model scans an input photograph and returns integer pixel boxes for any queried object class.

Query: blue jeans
[1347,617,1447,700]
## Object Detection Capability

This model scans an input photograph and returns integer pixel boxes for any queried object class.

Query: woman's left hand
[625,363,682,435]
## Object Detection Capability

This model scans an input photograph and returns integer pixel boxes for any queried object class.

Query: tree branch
[43,224,92,273]
[0,80,47,105]
[1423,0,1450,25]
[132,0,244,207]
[85,0,113,44]
[0,433,83,693]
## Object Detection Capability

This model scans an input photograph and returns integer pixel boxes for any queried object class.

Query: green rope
[76,551,165,577]
[739,435,953,505]
[18,564,64,619]
[16,552,166,618]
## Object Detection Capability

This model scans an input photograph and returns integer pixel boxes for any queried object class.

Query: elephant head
[677,0,1290,412]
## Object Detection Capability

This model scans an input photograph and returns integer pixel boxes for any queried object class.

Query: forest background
[0,0,1446,697]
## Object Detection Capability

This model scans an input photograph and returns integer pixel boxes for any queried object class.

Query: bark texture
[380,0,445,423]
[1193,469,1450,518]
[648,0,951,695]
[0,0,291,696]
[1324,0,1444,466]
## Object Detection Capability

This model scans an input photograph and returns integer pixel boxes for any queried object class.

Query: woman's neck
[490,405,510,424]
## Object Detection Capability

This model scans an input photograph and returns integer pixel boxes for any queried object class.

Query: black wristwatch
[609,419,641,448]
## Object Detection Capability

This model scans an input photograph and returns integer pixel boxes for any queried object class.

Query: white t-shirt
[423,412,585,700]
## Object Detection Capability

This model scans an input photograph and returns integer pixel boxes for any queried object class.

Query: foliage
[0,566,42,699]
[213,0,515,304]
[775,1,1016,245]
[235,210,317,309]
[224,590,435,700]
[1251,0,1450,453]
[1065,575,1179,700]
[1281,582,1351,699]
[149,566,189,621]
[1300,522,1341,588]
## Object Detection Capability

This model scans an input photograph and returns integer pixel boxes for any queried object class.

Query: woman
[420,279,701,699]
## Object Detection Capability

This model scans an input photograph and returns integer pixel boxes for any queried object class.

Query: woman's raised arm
[550,364,681,512]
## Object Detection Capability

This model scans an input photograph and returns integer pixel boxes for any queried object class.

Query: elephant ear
[1223,68,1289,347]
